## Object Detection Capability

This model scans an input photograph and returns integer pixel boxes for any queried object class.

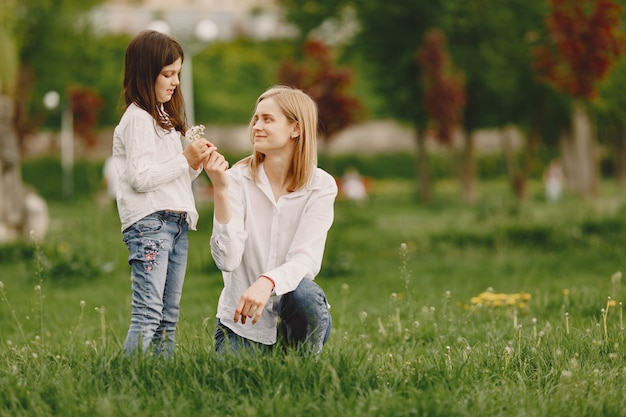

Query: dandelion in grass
[504,345,514,372]
[184,124,206,142]
[359,311,368,324]
[601,307,609,344]
[611,271,622,298]
[470,289,531,309]
[562,288,570,308]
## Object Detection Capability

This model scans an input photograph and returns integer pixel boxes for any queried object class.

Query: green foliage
[21,157,104,201]
[192,39,295,124]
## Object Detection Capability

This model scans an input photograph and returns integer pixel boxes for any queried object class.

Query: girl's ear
[291,123,300,139]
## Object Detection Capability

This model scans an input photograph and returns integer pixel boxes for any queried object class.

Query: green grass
[1,179,626,416]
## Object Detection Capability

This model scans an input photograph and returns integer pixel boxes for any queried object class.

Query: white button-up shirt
[112,103,202,232]
[210,162,338,344]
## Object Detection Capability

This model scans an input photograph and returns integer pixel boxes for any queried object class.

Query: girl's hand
[183,138,212,169]
[234,277,274,325]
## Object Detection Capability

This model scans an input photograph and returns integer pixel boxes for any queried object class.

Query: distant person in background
[103,156,118,200]
[544,159,564,202]
[341,167,368,205]
[112,30,215,357]
[203,85,337,355]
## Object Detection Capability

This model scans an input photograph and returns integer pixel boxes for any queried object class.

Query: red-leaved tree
[416,29,466,201]
[278,39,362,144]
[532,0,625,196]
[68,85,104,149]
[417,29,466,144]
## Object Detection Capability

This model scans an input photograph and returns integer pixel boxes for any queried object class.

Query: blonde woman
[204,85,337,354]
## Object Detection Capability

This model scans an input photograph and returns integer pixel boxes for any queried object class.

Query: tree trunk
[500,127,526,201]
[560,102,598,197]
[0,95,48,243]
[612,122,626,189]
[460,129,477,203]
[414,127,432,203]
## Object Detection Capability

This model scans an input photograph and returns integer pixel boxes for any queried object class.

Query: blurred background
[1,0,626,243]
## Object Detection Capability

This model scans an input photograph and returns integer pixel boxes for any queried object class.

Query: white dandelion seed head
[561,370,573,378]
[504,346,514,357]
[34,285,41,292]
[80,300,86,308]
[612,271,622,284]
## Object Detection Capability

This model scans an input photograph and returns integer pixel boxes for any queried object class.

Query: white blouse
[112,103,202,232]
[210,162,338,345]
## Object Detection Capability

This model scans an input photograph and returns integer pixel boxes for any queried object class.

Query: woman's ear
[291,123,300,139]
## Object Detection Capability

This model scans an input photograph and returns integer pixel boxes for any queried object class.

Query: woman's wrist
[260,275,275,289]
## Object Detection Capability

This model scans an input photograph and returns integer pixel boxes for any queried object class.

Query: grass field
[1,178,626,416]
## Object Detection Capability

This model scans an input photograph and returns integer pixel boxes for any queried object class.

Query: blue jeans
[122,211,189,357]
[214,278,332,355]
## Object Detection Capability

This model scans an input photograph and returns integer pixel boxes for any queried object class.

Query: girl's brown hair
[240,85,318,192]
[122,30,187,133]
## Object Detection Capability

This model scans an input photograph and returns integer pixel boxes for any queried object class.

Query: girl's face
[252,97,299,156]
[155,58,182,104]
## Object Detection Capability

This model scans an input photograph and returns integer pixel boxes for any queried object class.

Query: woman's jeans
[122,211,189,357]
[214,278,332,355]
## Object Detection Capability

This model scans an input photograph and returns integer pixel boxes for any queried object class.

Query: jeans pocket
[134,214,165,235]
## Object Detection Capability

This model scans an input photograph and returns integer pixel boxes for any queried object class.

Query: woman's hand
[183,138,212,170]
[234,276,275,325]
[203,147,229,189]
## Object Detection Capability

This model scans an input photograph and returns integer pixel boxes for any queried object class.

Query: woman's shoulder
[228,160,252,179]
[312,167,338,190]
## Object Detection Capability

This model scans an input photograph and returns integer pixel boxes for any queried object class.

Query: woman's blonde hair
[240,85,318,192]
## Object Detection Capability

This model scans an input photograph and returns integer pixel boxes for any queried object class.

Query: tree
[416,29,466,202]
[532,0,625,196]
[0,0,103,243]
[278,38,363,144]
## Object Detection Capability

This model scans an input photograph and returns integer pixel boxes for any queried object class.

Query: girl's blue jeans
[122,210,189,357]
[214,278,332,355]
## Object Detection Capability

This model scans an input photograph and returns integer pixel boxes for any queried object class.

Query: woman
[204,85,337,354]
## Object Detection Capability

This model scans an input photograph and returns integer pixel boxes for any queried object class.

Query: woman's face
[251,97,299,156]
[154,58,182,104]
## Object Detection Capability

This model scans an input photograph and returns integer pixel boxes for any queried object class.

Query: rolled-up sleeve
[210,171,247,271]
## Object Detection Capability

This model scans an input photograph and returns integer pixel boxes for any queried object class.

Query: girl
[204,85,337,355]
[112,30,215,356]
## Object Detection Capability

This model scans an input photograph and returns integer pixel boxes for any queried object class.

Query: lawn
[1,178,625,416]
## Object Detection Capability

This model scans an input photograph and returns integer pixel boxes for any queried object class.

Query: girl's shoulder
[120,103,152,121]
